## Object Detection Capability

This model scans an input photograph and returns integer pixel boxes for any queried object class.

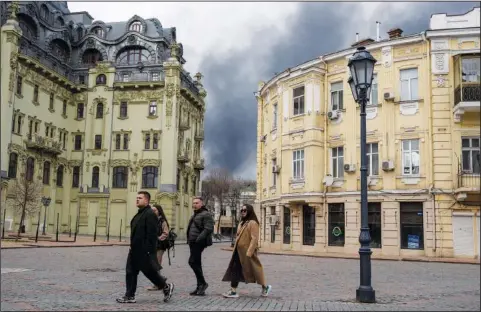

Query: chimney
[376,21,381,41]
[356,32,359,42]
[387,27,403,39]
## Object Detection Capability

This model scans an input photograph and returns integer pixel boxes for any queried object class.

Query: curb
[220,248,480,265]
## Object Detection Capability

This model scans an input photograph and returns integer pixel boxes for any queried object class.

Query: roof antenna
[376,21,381,41]
[356,32,359,42]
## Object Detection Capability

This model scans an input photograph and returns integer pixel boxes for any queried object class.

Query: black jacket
[129,205,158,255]
[186,207,214,244]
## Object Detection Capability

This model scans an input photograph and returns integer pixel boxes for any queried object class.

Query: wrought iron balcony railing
[454,83,481,107]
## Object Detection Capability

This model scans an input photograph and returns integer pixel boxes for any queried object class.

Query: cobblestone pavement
[1,243,479,311]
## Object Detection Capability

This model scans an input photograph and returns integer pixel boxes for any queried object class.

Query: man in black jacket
[116,191,174,304]
[186,196,214,296]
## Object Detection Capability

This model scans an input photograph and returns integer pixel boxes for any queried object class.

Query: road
[1,243,479,311]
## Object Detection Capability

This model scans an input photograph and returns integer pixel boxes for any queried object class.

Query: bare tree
[208,167,232,234]
[10,173,43,241]
[201,179,215,213]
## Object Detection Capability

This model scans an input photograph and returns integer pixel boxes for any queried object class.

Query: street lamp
[347,46,377,303]
[230,206,236,247]
[41,196,51,235]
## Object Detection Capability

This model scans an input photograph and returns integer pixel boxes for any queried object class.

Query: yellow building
[0,2,206,239]
[255,8,480,259]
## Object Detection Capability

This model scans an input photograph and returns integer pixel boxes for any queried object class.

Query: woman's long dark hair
[241,204,259,225]
[153,204,169,228]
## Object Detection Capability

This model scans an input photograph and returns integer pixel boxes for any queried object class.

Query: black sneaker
[116,296,136,303]
[163,283,174,302]
[196,283,208,296]
[189,286,199,296]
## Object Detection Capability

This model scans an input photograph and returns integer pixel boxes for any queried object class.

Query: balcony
[193,158,205,170]
[113,72,165,88]
[79,184,110,196]
[177,150,190,163]
[194,130,204,141]
[24,134,62,156]
[179,120,190,131]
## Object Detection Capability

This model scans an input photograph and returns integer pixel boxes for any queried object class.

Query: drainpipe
[77,80,89,235]
[319,55,329,250]
[105,84,115,237]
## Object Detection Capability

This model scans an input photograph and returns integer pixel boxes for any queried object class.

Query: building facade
[0,1,206,239]
[255,8,480,259]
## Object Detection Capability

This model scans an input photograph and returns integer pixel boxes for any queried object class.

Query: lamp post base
[356,286,376,303]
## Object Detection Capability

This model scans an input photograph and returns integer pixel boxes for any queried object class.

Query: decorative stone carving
[366,106,378,120]
[139,159,161,167]
[400,102,419,115]
[381,46,392,68]
[436,75,446,88]
[432,53,448,74]
[431,39,448,51]
[110,159,131,167]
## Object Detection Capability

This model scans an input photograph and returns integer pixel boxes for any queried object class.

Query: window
[461,57,480,83]
[34,121,39,133]
[129,21,142,32]
[292,149,304,180]
[16,76,22,95]
[369,73,378,105]
[72,166,80,187]
[56,165,64,187]
[62,132,67,149]
[331,82,343,111]
[144,134,151,150]
[96,103,103,118]
[272,158,277,186]
[400,202,424,250]
[303,205,315,246]
[366,143,379,176]
[26,157,35,181]
[82,49,102,65]
[93,27,104,37]
[176,168,181,192]
[74,135,82,150]
[142,166,158,188]
[41,5,49,20]
[400,68,418,101]
[62,100,67,116]
[94,135,102,150]
[123,134,129,150]
[77,103,84,119]
[79,75,85,84]
[28,120,33,137]
[402,139,420,175]
[76,28,83,41]
[368,203,382,248]
[328,203,345,246]
[43,161,51,185]
[116,47,150,65]
[293,86,305,116]
[192,178,197,196]
[33,85,39,102]
[115,134,121,150]
[149,101,157,116]
[331,146,344,178]
[283,207,291,244]
[113,166,128,188]
[462,137,480,174]
[152,72,160,81]
[272,103,278,130]
[153,133,159,149]
[8,153,18,178]
[96,74,106,85]
[91,166,99,188]
[50,39,69,63]
[123,74,129,82]
[120,102,128,118]
[184,176,189,193]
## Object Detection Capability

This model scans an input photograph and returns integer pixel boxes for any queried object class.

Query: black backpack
[165,229,177,265]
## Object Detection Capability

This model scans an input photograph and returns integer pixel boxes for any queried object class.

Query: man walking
[116,191,174,304]
[186,197,214,296]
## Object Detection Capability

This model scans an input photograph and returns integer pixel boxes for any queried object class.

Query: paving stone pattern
[1,244,479,311]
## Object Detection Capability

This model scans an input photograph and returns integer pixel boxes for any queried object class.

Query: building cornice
[426,27,480,38]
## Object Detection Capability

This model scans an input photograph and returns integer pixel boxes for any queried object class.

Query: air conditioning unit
[343,164,356,173]
[272,165,281,173]
[323,175,334,186]
[384,92,394,101]
[382,160,395,171]
[269,215,279,225]
[327,110,339,120]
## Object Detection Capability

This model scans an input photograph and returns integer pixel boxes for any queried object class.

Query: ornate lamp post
[41,196,51,235]
[347,46,377,303]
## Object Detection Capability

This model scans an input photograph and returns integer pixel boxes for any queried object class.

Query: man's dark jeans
[188,243,206,286]
[125,250,167,297]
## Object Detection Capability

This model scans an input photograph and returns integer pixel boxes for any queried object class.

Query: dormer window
[129,21,142,32]
[92,27,104,38]
[96,74,106,85]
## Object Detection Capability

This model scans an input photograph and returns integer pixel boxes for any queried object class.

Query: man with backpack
[186,196,214,296]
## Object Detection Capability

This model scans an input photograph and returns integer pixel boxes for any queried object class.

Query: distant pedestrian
[221,204,271,298]
[147,204,170,291]
[186,197,214,296]
[116,191,174,304]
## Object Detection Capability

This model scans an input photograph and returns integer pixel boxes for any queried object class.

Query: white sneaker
[261,285,272,297]
[222,290,239,298]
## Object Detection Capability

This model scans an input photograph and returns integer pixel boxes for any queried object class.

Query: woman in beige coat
[221,204,271,298]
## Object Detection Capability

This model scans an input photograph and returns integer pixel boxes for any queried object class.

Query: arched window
[96,103,104,118]
[142,166,158,188]
[41,4,49,20]
[56,16,64,27]
[113,166,128,188]
[43,161,51,185]
[92,27,104,38]
[26,157,35,181]
[129,21,142,32]
[82,49,102,65]
[8,153,18,178]
[96,74,106,85]
[50,39,69,63]
[92,166,99,188]
[116,47,149,65]
[76,27,83,41]
[56,165,64,187]
[18,14,37,40]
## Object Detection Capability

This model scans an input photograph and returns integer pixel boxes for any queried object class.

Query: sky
[67,1,478,180]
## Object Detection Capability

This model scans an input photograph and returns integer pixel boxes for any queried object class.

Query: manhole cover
[80,268,118,272]
[1,268,33,274]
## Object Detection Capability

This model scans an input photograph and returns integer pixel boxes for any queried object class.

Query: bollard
[35,211,41,243]
[106,217,110,242]
[56,213,59,242]
[68,215,71,238]
[93,216,98,242]
[2,208,6,239]
[119,219,122,242]
[74,214,79,242]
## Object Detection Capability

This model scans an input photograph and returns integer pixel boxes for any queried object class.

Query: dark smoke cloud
[200,2,477,178]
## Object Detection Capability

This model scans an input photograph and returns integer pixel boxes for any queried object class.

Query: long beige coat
[222,220,266,286]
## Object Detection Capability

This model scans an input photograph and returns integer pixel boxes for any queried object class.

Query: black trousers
[230,249,243,288]
[188,243,206,286]
[125,250,167,297]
